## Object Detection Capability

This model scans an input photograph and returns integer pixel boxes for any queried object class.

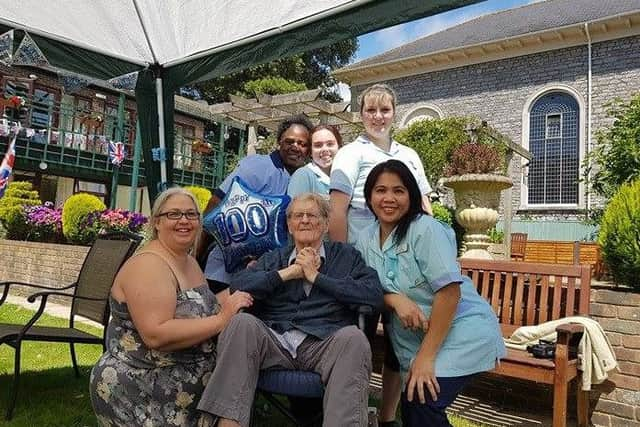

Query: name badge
[395,243,409,254]
[410,279,429,289]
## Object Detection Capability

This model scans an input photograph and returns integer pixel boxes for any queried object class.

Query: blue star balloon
[203,177,290,273]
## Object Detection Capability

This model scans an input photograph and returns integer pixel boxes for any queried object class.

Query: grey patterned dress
[90,284,220,427]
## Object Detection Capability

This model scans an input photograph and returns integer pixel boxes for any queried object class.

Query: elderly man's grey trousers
[197,313,372,427]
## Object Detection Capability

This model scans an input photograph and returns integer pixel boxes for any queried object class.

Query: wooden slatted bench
[459,259,592,427]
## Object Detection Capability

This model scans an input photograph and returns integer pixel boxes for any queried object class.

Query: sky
[335,0,540,100]
[354,0,541,63]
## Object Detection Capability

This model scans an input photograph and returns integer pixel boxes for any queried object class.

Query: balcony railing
[0,93,226,189]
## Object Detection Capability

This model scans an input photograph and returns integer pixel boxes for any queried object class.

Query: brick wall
[0,239,89,300]
[590,287,640,427]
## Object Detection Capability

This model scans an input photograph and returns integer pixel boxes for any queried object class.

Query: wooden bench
[459,259,592,427]
[523,240,605,279]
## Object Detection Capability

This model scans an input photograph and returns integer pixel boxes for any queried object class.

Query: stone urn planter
[441,173,512,259]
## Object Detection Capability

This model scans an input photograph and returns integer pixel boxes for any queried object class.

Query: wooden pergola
[207,89,363,142]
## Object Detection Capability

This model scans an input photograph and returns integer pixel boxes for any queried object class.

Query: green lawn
[0,303,483,427]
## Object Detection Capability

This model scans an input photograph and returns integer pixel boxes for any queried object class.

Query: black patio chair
[0,231,141,420]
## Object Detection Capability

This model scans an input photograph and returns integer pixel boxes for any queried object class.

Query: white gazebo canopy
[0,0,480,199]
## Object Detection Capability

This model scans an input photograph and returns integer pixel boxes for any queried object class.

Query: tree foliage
[243,78,307,98]
[191,39,358,103]
[585,94,640,198]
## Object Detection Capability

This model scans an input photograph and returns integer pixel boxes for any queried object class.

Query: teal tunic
[356,215,505,383]
[287,162,330,199]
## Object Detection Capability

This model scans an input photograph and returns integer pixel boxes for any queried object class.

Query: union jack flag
[108,141,126,166]
[0,134,16,199]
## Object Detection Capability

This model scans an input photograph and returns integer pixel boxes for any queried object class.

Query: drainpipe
[584,22,592,216]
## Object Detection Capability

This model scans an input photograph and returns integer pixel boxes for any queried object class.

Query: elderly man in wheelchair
[198,192,383,427]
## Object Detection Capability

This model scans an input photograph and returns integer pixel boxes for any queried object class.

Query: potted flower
[7,95,25,109]
[77,208,148,245]
[191,139,213,154]
[0,95,27,122]
[80,112,104,129]
[24,202,64,243]
[440,141,512,259]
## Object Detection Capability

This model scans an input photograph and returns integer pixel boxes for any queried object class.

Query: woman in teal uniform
[356,159,505,427]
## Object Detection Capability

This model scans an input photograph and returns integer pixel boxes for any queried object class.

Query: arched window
[528,92,579,205]
[400,105,442,128]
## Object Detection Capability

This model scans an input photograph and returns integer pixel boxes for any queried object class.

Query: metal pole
[216,123,227,183]
[109,93,126,209]
[238,127,246,156]
[129,119,142,211]
[155,77,168,186]
[504,150,514,259]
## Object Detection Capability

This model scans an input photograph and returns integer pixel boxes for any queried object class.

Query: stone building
[335,0,640,240]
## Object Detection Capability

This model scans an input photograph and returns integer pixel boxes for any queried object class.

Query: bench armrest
[554,322,584,365]
[556,323,585,336]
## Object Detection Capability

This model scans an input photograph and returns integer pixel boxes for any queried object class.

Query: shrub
[0,181,41,240]
[488,227,504,244]
[443,142,505,177]
[598,180,640,290]
[184,186,212,213]
[394,117,469,185]
[432,202,453,226]
[585,94,640,198]
[79,208,147,245]
[24,202,64,243]
[395,117,508,184]
[62,193,106,244]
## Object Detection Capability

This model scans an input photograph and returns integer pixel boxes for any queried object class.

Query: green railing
[0,92,225,189]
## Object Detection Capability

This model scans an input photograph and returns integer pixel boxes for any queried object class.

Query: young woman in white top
[328,83,433,426]
[329,83,432,244]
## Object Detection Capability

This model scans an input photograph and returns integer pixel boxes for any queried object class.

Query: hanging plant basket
[192,140,213,154]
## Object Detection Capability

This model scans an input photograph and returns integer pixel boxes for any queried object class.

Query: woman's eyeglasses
[157,210,200,220]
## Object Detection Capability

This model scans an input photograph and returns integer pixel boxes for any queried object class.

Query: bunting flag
[0,134,17,199]
[109,141,126,166]
[59,72,93,94]
[13,32,49,67]
[0,30,14,65]
[107,71,139,91]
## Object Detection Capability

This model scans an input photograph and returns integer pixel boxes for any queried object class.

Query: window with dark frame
[528,92,579,206]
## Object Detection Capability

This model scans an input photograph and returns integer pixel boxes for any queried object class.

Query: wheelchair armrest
[351,304,374,331]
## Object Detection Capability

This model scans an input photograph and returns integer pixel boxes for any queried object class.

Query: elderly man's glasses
[157,210,200,220]
[290,212,321,221]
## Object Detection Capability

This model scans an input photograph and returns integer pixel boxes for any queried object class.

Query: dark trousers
[400,375,473,427]
[364,311,401,372]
